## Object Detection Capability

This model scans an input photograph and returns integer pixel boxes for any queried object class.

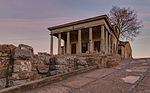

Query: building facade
[118,41,132,59]
[48,15,119,55]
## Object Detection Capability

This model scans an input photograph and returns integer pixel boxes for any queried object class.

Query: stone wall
[0,44,121,90]
[10,44,33,86]
[0,44,16,89]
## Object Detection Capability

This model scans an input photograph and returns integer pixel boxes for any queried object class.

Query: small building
[118,41,132,59]
[48,15,119,55]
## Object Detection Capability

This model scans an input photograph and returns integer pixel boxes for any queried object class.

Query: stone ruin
[0,44,121,89]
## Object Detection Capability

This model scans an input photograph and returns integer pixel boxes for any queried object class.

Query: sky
[0,0,150,58]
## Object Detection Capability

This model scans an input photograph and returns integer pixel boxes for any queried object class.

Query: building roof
[48,15,118,38]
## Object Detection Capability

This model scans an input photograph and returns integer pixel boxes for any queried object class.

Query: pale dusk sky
[0,0,150,58]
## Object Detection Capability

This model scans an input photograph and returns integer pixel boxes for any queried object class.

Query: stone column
[109,34,111,54]
[50,34,53,55]
[58,33,61,55]
[89,27,93,53]
[67,32,70,55]
[101,25,105,54]
[106,31,108,54]
[78,29,82,54]
[64,41,66,55]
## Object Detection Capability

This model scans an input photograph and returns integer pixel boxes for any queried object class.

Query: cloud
[142,21,150,29]
[0,17,81,30]
[0,0,72,19]
[136,35,150,40]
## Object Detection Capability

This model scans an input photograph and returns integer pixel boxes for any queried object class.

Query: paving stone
[81,68,115,79]
[140,76,150,86]
[73,89,91,93]
[132,85,150,93]
[27,84,72,93]
[121,76,140,84]
[59,76,95,88]
[82,79,132,93]
[102,70,140,83]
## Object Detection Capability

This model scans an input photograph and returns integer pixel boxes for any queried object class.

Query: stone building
[48,15,119,55]
[118,41,132,59]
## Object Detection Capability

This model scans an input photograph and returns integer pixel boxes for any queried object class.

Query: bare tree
[108,6,143,41]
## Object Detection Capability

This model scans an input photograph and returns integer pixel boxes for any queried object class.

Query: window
[71,44,76,54]
[94,41,100,52]
[82,42,88,53]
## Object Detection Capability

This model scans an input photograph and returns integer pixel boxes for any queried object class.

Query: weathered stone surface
[11,59,32,81]
[0,44,16,79]
[13,60,32,73]
[0,44,16,54]
[12,72,31,80]
[0,78,6,89]
[50,65,67,70]
[0,43,123,90]
[12,44,33,59]
[11,79,30,86]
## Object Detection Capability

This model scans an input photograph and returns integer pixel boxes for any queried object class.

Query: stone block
[11,79,30,86]
[76,60,87,66]
[54,57,67,65]
[50,70,58,76]
[0,78,6,89]
[50,65,66,70]
[12,72,31,80]
[12,44,33,60]
[0,44,16,54]
[13,60,32,73]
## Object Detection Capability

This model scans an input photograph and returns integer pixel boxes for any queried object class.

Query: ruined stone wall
[10,44,33,86]
[0,44,16,89]
[0,44,122,90]
[124,43,132,58]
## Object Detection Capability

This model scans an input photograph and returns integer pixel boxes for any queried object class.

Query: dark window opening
[71,44,76,54]
[94,41,100,52]
[118,49,121,55]
[82,42,88,53]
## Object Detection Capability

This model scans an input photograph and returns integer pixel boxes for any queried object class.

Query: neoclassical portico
[48,15,118,55]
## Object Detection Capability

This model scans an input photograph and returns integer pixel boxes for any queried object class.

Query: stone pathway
[26,58,150,93]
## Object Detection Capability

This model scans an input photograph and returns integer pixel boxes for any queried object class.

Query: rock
[0,78,6,89]
[77,59,87,66]
[11,79,30,86]
[0,67,7,78]
[50,70,58,76]
[13,60,32,73]
[77,66,84,69]
[55,57,67,65]
[12,44,34,60]
[0,44,16,79]
[50,65,66,70]
[0,44,16,54]
[12,72,31,80]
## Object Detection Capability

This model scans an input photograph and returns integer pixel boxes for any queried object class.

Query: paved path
[26,58,150,93]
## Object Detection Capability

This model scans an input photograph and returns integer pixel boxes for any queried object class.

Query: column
[64,41,66,55]
[50,34,53,55]
[109,34,111,54]
[58,33,61,55]
[106,31,108,54]
[67,32,70,55]
[101,25,105,54]
[89,27,93,53]
[78,29,82,53]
